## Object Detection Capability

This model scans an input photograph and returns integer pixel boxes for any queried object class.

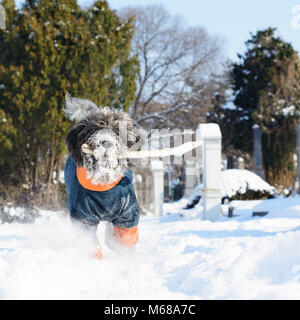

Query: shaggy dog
[64,95,145,259]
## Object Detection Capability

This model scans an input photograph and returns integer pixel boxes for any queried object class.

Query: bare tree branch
[119,4,225,128]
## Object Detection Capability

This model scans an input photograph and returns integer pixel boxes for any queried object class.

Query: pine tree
[0,110,16,165]
[1,0,16,26]
[212,28,300,187]
[82,0,138,109]
[0,0,138,207]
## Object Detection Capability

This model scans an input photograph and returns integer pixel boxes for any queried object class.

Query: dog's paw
[91,243,103,260]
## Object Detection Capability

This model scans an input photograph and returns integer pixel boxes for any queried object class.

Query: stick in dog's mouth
[81,140,203,159]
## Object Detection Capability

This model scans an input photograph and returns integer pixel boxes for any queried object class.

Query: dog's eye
[100,140,113,148]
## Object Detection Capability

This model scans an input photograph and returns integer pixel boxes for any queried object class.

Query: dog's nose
[101,140,113,149]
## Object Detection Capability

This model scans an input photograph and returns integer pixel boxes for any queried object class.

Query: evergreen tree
[0,110,16,165]
[1,0,16,26]
[0,0,138,207]
[211,28,300,187]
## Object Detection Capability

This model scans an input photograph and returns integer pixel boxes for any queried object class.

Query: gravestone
[164,170,172,202]
[237,157,245,170]
[227,155,234,169]
[253,124,265,180]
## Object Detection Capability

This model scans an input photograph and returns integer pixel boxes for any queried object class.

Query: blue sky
[15,0,300,61]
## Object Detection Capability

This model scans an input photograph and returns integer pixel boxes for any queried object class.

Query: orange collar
[76,167,122,191]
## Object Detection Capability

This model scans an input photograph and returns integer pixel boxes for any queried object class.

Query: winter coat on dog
[64,156,140,232]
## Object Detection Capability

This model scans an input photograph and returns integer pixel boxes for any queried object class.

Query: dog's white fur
[83,129,125,185]
[64,94,144,185]
[64,93,101,121]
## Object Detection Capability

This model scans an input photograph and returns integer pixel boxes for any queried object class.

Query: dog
[64,94,145,259]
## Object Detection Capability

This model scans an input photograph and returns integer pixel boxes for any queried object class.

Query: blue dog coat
[64,156,140,229]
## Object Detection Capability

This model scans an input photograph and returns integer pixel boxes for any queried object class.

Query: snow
[1,196,300,299]
[222,100,236,110]
[28,32,35,39]
[188,169,275,206]
[197,123,221,139]
[281,105,297,117]
[220,169,275,198]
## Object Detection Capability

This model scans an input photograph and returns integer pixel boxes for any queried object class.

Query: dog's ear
[65,121,88,167]
[129,125,147,151]
[128,124,148,168]
[118,119,147,151]
[64,93,100,122]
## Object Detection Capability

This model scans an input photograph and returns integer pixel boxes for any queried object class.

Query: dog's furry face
[83,129,123,185]
[66,107,145,185]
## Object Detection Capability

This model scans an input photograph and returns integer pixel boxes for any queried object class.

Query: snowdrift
[1,197,300,299]
[187,169,276,208]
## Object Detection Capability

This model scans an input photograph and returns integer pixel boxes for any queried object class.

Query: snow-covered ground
[1,196,300,299]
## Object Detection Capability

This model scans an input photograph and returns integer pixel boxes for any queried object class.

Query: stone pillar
[237,157,245,170]
[184,160,197,197]
[150,160,164,217]
[296,123,300,192]
[197,123,222,222]
[253,124,265,180]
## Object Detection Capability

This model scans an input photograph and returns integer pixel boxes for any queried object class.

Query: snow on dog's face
[65,107,145,185]
[83,129,124,185]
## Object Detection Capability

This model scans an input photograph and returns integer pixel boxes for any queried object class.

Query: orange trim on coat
[76,167,122,191]
[113,225,139,247]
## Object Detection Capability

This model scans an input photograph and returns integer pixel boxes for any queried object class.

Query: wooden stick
[81,144,94,155]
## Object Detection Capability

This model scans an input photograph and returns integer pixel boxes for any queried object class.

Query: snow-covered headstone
[187,169,275,209]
